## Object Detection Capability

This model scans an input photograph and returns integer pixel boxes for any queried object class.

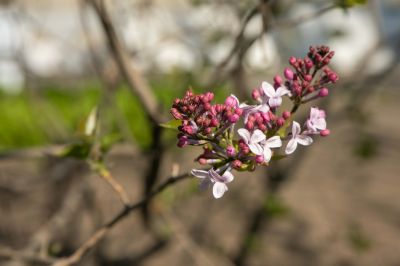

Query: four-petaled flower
[238,128,266,155]
[191,168,234,198]
[285,121,313,154]
[261,136,282,162]
[262,81,290,108]
[306,107,327,133]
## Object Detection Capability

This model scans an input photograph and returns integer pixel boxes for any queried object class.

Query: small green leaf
[100,133,122,154]
[159,119,181,130]
[275,118,292,138]
[336,0,367,8]
[271,154,287,161]
[61,141,92,159]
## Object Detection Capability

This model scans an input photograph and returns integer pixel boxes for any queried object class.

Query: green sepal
[275,118,293,138]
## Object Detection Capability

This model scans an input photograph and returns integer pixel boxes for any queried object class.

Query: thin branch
[0,245,55,265]
[207,4,260,86]
[273,4,337,29]
[89,161,131,206]
[52,172,192,266]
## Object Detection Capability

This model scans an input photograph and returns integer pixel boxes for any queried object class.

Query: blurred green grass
[0,71,229,151]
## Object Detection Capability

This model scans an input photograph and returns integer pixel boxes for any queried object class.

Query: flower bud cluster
[169,45,338,199]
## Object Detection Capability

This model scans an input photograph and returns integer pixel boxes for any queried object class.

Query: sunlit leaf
[159,119,181,130]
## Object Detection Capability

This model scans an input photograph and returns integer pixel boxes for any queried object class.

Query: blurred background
[0,0,400,265]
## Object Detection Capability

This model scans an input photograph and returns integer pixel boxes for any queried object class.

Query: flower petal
[221,171,234,183]
[285,138,298,154]
[310,107,319,120]
[249,143,264,155]
[261,82,276,97]
[251,129,266,143]
[297,135,313,146]
[209,168,223,182]
[263,147,272,162]
[291,121,301,137]
[268,97,282,108]
[238,128,251,143]
[191,169,209,178]
[314,118,326,130]
[265,136,282,148]
[213,182,227,199]
[259,104,270,113]
[276,86,290,97]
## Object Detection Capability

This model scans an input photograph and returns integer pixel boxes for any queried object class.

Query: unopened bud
[318,87,329,97]
[320,129,330,137]
[274,75,283,86]
[255,155,264,164]
[226,146,236,157]
[282,111,291,120]
[284,67,294,80]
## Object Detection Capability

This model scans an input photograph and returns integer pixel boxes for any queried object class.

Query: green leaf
[336,0,367,8]
[61,141,92,159]
[275,118,292,138]
[100,133,122,154]
[159,119,181,130]
[271,154,287,161]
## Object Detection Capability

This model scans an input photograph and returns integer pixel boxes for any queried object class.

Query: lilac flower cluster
[170,46,338,199]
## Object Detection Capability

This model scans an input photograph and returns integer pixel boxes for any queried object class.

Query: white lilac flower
[261,81,290,108]
[261,136,282,162]
[238,128,266,155]
[306,107,327,133]
[285,121,313,154]
[191,168,234,198]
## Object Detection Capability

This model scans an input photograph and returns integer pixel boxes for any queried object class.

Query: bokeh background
[0,0,400,265]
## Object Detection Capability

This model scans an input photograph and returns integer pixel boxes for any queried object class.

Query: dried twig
[51,172,191,266]
[89,161,131,206]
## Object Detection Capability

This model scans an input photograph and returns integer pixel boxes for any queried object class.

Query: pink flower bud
[229,114,240,123]
[210,118,219,127]
[226,146,236,157]
[258,124,267,131]
[177,136,188,147]
[261,112,270,122]
[252,89,261,101]
[255,155,264,164]
[235,108,243,116]
[328,73,338,83]
[289,56,297,65]
[282,111,291,120]
[318,87,329,97]
[284,67,294,80]
[246,120,254,130]
[320,129,330,137]
[198,158,207,165]
[304,74,312,82]
[225,96,237,107]
[274,75,283,86]
[204,127,212,135]
[205,92,214,101]
[277,117,285,127]
[232,160,242,169]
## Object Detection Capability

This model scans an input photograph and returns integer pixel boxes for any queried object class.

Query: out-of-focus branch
[273,4,337,29]
[0,245,55,265]
[52,172,191,266]
[87,0,163,125]
[89,161,130,206]
[207,4,260,86]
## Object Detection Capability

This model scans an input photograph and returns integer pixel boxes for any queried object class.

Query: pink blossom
[261,136,282,162]
[261,82,290,108]
[237,128,266,155]
[191,168,234,198]
[306,107,327,133]
[285,121,313,154]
